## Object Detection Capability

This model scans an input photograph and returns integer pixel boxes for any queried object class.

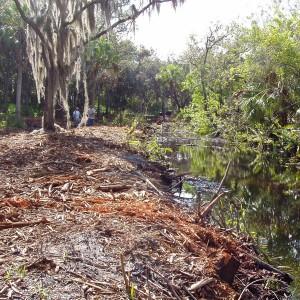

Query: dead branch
[199,160,231,219]
[238,248,293,284]
[70,278,115,294]
[40,160,82,167]
[97,184,131,192]
[213,160,231,198]
[169,176,185,191]
[147,265,182,300]
[120,254,131,297]
[200,192,227,219]
[238,278,266,300]
[0,218,49,230]
[135,171,163,195]
[188,278,214,291]
[86,167,110,176]
[183,286,198,300]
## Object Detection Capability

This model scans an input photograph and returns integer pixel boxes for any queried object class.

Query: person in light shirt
[87,106,96,126]
[72,107,81,127]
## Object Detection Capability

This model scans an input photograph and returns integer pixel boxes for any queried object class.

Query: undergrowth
[127,117,172,161]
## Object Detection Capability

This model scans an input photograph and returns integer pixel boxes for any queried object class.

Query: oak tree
[13,0,186,130]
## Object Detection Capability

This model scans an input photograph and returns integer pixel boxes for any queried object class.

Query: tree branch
[67,0,177,28]
[13,0,48,47]
[64,0,104,26]
[89,0,173,42]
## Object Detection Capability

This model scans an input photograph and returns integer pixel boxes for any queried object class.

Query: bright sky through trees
[133,0,274,58]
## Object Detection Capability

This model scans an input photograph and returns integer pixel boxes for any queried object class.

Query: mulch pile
[0,126,291,299]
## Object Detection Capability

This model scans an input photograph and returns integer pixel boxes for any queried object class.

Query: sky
[131,0,274,58]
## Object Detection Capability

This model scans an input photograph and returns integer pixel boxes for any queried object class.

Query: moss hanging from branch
[14,0,186,130]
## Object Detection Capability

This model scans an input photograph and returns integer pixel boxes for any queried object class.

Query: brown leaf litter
[0,126,291,300]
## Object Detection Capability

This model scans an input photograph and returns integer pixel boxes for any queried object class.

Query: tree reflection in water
[169,143,300,296]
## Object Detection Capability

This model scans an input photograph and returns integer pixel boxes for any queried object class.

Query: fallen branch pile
[0,126,292,299]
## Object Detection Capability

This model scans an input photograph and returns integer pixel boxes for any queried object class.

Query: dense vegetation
[179,9,300,157]
[1,0,300,157]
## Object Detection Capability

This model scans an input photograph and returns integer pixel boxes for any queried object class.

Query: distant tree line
[0,0,192,128]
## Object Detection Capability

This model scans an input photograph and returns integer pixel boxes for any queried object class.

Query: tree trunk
[43,70,55,131]
[172,90,181,112]
[88,68,97,107]
[79,70,89,127]
[105,90,110,116]
[97,94,101,120]
[201,46,209,111]
[201,69,208,111]
[16,56,23,123]
[90,82,96,107]
[161,97,166,121]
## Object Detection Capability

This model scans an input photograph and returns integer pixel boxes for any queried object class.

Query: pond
[164,139,300,298]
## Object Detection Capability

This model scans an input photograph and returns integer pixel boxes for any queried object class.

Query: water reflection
[168,143,300,296]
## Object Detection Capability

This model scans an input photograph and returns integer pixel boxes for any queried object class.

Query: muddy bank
[0,126,292,299]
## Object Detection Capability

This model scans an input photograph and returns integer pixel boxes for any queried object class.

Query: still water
[166,141,300,297]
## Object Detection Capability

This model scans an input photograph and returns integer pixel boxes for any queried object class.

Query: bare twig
[188,278,214,291]
[40,160,82,168]
[238,278,265,300]
[237,247,293,284]
[200,192,227,219]
[182,286,198,300]
[135,171,163,195]
[71,278,115,294]
[97,184,131,192]
[213,160,231,198]
[86,167,110,176]
[199,160,231,219]
[120,254,130,297]
[146,266,182,300]
[168,177,185,191]
[0,218,49,230]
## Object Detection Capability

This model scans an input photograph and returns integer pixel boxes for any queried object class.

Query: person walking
[72,107,81,127]
[87,106,96,126]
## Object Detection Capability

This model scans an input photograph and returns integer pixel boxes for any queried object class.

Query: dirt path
[0,126,290,299]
